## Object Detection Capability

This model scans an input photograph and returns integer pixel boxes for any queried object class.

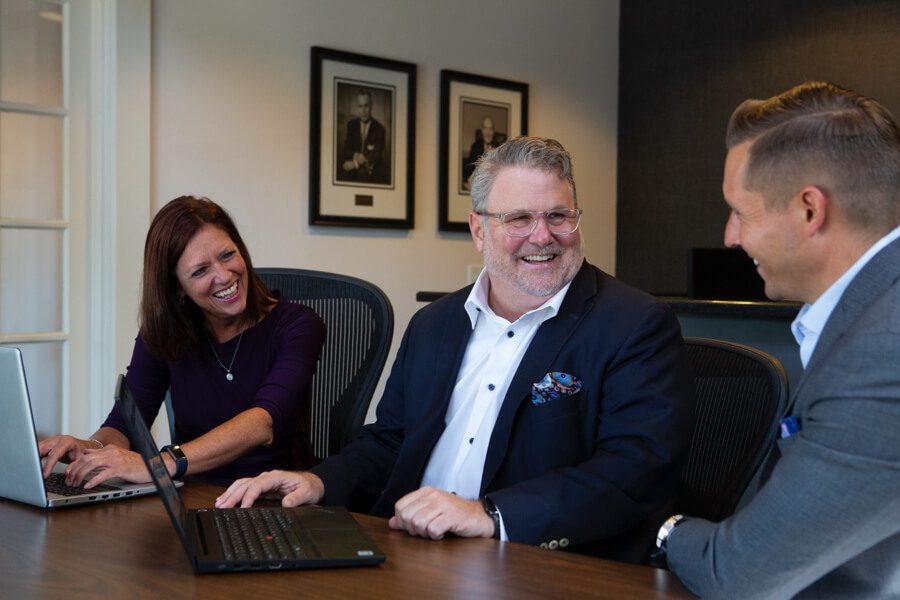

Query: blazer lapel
[480,262,597,492]
[789,237,900,409]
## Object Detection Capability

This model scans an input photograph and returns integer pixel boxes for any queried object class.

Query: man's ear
[469,211,485,252]
[797,185,828,236]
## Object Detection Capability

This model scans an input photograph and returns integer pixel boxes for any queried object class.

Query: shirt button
[548,540,559,550]
[468,437,474,444]
[507,331,514,338]
[559,538,570,548]
[488,383,495,391]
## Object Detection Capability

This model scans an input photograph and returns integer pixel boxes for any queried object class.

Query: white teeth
[753,259,760,266]
[213,281,238,298]
[522,255,553,262]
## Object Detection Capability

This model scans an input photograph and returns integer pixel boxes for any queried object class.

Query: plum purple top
[102,296,326,485]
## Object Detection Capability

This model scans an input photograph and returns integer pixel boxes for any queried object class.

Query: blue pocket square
[531,372,583,405]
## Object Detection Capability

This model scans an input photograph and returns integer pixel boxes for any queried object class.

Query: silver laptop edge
[0,346,157,508]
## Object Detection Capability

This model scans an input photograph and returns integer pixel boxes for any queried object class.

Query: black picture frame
[310,47,416,229]
[438,70,528,232]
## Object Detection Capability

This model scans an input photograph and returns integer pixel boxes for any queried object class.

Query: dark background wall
[616,0,900,296]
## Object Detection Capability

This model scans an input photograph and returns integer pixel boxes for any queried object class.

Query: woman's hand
[59,446,151,489]
[38,435,96,479]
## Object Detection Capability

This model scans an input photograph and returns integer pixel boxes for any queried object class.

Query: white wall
[151,0,619,418]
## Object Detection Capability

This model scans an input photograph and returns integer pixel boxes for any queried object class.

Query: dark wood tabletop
[0,484,694,599]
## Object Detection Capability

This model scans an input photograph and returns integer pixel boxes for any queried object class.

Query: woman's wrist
[161,452,177,476]
[161,444,189,479]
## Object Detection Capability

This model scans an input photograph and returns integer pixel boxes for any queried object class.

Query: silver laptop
[0,346,160,508]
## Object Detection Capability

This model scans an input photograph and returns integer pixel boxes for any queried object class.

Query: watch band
[480,496,502,540]
[162,444,188,479]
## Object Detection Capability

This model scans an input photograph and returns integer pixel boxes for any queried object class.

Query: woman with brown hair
[39,196,325,486]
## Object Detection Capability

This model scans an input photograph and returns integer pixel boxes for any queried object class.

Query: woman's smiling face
[175,224,248,338]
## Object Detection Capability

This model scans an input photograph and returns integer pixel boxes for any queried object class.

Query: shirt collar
[792,225,900,345]
[463,268,573,329]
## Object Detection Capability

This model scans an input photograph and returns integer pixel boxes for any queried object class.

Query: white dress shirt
[791,225,900,368]
[420,268,572,540]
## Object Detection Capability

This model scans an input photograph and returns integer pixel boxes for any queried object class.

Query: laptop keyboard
[45,472,119,496]
[214,508,308,561]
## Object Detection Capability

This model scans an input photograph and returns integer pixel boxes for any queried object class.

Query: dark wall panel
[616,0,900,295]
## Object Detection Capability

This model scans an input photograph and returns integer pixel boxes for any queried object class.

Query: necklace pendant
[226,373,234,381]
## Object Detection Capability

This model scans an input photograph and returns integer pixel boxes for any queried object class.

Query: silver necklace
[207,331,244,381]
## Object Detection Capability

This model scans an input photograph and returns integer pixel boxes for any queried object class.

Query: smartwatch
[480,496,502,540]
[161,444,188,479]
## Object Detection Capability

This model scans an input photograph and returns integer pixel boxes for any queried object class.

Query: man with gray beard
[218,137,695,563]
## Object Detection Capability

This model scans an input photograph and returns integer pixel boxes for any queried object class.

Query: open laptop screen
[114,375,192,553]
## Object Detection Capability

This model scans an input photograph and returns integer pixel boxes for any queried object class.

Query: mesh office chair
[256,268,393,461]
[166,269,394,459]
[678,337,789,522]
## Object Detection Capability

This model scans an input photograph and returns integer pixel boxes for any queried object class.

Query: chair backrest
[678,337,789,521]
[257,268,394,460]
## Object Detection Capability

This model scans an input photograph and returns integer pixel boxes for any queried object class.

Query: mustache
[514,245,564,259]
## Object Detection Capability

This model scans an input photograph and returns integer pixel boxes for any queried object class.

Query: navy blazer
[312,261,695,562]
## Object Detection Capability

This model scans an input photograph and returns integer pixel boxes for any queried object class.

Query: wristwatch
[161,444,188,479]
[653,514,687,567]
[657,514,686,549]
[480,496,502,540]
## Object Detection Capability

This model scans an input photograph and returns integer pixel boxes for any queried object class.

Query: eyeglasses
[475,208,583,237]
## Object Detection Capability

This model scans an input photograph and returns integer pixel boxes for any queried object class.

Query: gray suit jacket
[667,236,900,599]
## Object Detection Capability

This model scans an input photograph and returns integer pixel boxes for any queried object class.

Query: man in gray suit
[659,82,900,598]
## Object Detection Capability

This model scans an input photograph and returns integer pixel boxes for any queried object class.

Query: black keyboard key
[213,508,306,562]
[45,473,118,496]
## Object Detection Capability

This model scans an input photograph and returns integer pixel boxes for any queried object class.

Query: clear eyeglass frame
[475,208,583,237]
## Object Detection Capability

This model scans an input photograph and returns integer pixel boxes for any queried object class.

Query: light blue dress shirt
[792,226,900,368]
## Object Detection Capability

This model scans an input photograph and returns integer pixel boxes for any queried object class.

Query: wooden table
[0,484,694,599]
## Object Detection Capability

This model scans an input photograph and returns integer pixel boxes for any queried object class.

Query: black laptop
[114,374,385,573]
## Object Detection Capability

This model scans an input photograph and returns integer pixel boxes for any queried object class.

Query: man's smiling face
[470,166,584,316]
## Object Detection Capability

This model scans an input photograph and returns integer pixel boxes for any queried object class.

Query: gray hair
[469,136,577,212]
[726,81,900,232]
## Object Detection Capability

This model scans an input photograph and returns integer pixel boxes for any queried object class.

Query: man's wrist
[303,472,326,504]
[650,514,687,568]
[480,496,501,539]
[656,514,687,550]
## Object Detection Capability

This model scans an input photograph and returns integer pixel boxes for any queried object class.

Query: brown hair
[140,196,271,361]
[725,81,900,232]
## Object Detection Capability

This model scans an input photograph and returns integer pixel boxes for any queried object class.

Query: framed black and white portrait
[310,47,416,229]
[438,70,528,232]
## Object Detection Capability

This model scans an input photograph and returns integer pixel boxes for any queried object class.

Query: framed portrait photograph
[310,47,416,229]
[438,70,528,232]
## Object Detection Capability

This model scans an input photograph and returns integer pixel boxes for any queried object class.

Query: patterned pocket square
[531,372,583,405]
